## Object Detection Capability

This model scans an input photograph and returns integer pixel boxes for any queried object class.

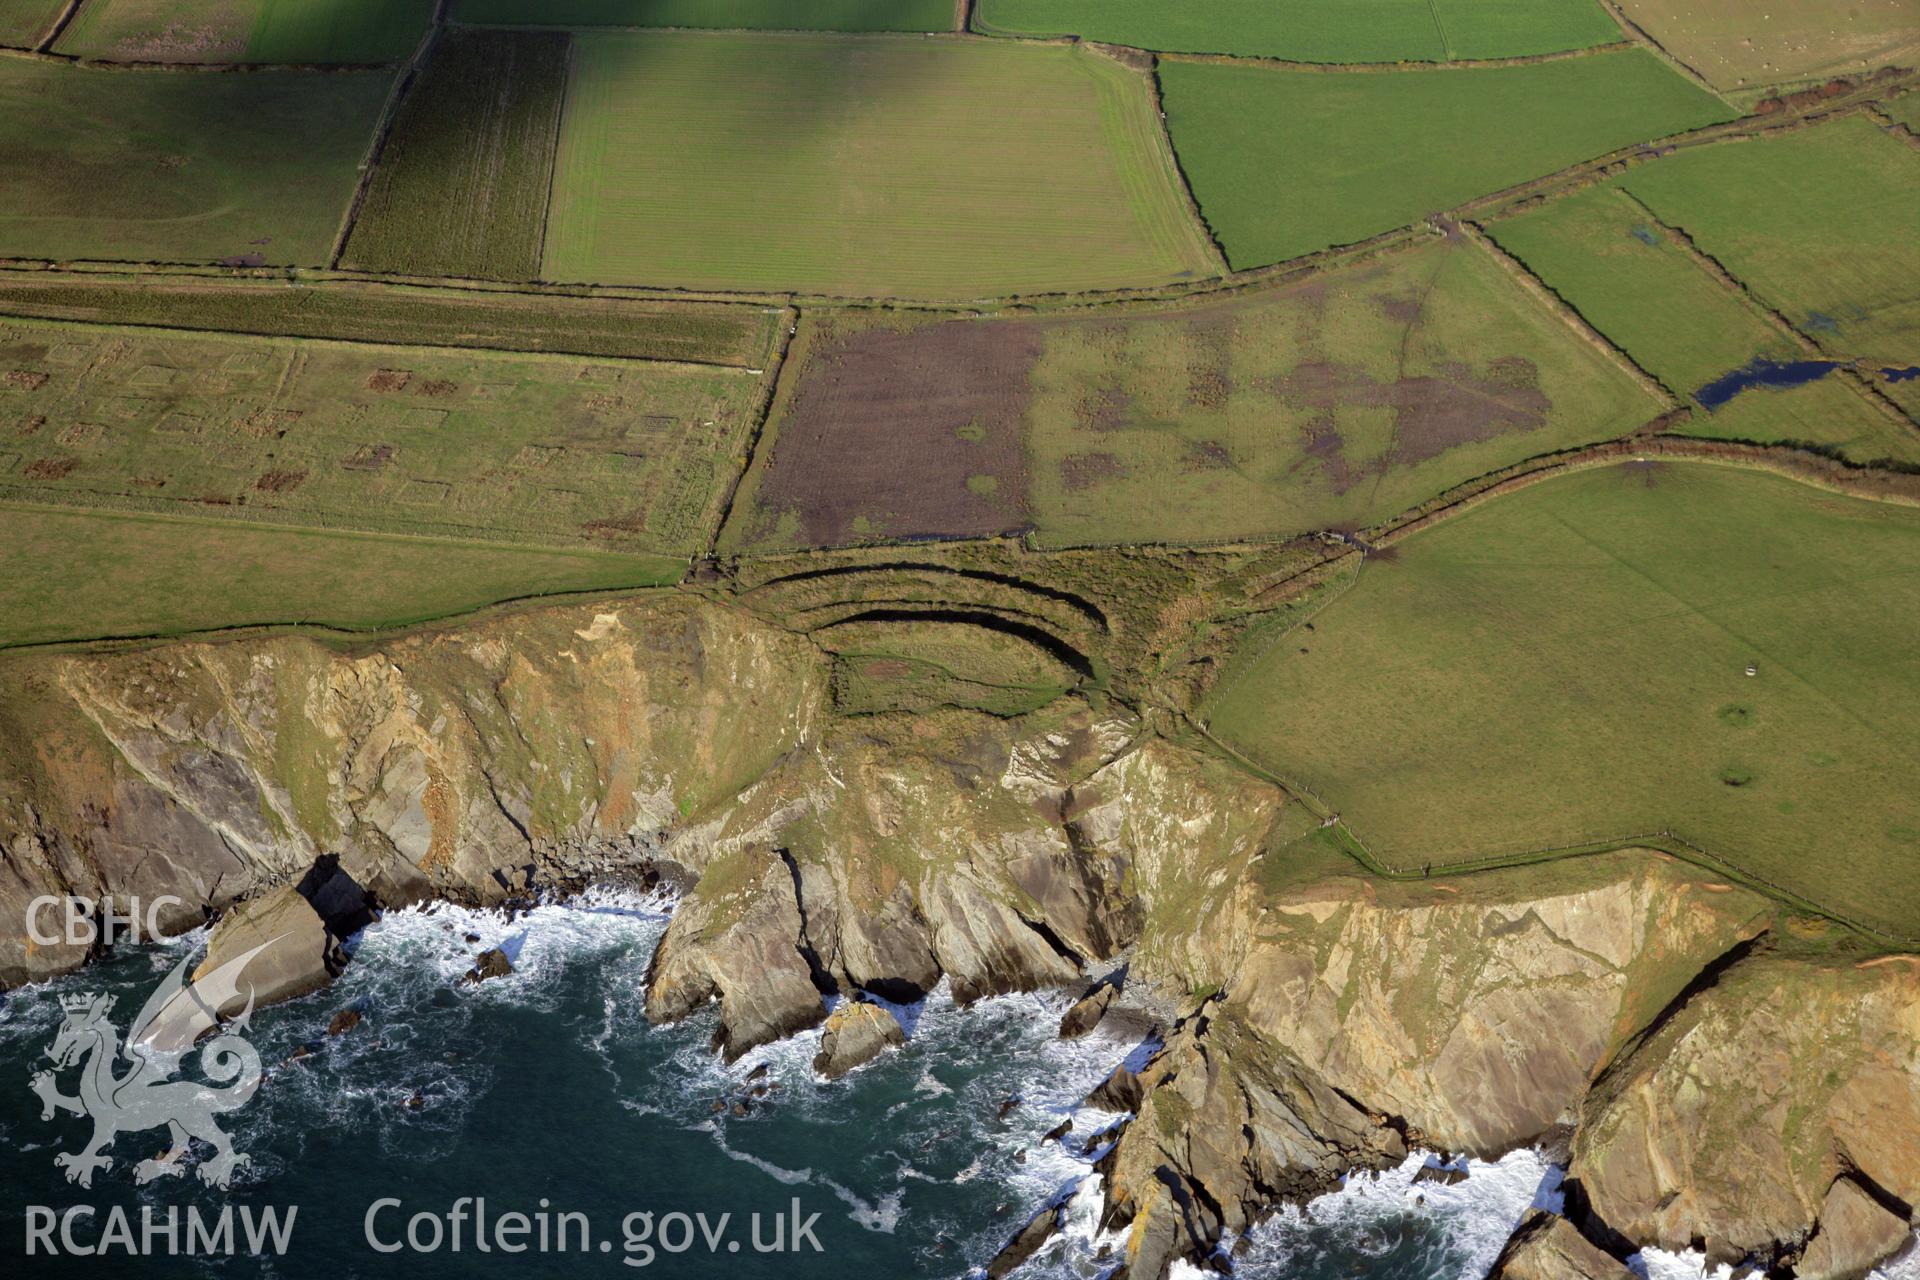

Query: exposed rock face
[0,597,826,987]
[985,1200,1064,1279]
[1569,952,1920,1267]
[1489,1211,1635,1280]
[812,999,905,1079]
[1101,1010,1408,1279]
[644,849,826,1061]
[1060,982,1117,1039]
[1096,852,1773,1276]
[193,885,338,1011]
[1797,1177,1913,1280]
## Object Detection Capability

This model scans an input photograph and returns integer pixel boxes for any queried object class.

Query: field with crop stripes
[0,0,63,46]
[541,32,1220,298]
[345,29,571,281]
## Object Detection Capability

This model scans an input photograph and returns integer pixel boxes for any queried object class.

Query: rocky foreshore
[3,596,1914,1278]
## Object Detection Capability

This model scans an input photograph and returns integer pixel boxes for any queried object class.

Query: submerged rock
[327,1008,362,1036]
[812,1000,905,1080]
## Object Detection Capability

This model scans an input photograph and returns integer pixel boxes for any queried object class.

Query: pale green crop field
[976,0,1623,62]
[1161,48,1734,268]
[1206,462,1920,939]
[542,32,1220,298]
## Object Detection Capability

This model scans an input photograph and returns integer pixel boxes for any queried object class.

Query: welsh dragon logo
[29,939,281,1190]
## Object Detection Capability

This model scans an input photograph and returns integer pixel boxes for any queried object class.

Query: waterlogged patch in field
[0,61,391,265]
[0,274,782,367]
[1161,48,1733,268]
[543,33,1219,298]
[344,29,570,281]
[724,237,1660,550]
[1613,0,1920,93]
[1613,117,1920,371]
[0,505,680,648]
[0,318,761,555]
[1489,182,1920,463]
[456,0,954,30]
[0,0,64,46]
[1205,462,1920,938]
[57,0,435,62]
[975,0,1624,62]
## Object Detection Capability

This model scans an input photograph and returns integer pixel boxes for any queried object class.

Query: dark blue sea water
[5,891,1891,1280]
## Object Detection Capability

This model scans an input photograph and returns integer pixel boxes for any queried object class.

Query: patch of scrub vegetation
[1488,181,1920,464]
[726,236,1660,551]
[57,0,435,63]
[0,273,781,367]
[345,29,571,281]
[1611,0,1920,95]
[456,0,954,31]
[975,0,1623,62]
[1160,48,1733,268]
[542,32,1219,298]
[0,504,680,649]
[1203,461,1920,939]
[1611,117,1920,373]
[0,61,392,267]
[0,0,65,47]
[0,317,761,555]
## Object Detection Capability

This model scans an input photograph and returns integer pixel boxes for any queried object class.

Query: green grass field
[975,0,1623,62]
[1161,48,1734,268]
[0,274,781,367]
[1489,182,1920,464]
[0,0,64,46]
[1883,93,1920,132]
[1205,462,1920,938]
[0,503,679,648]
[1613,0,1920,94]
[57,0,435,62]
[542,32,1220,298]
[0,61,391,266]
[0,317,761,555]
[456,0,954,30]
[344,29,570,281]
[723,236,1661,551]
[1613,118,1920,370]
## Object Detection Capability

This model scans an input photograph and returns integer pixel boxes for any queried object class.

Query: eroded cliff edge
[2,594,1914,1278]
